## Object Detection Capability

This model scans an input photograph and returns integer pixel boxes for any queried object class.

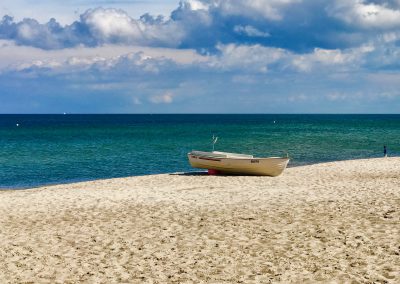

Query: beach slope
[0,158,399,283]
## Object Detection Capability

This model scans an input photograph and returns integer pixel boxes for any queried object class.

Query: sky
[1,0,400,113]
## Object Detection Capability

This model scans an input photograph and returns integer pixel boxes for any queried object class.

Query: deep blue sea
[1,114,399,189]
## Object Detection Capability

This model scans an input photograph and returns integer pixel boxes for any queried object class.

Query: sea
[1,114,399,189]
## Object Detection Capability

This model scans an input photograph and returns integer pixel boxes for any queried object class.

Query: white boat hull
[188,151,289,177]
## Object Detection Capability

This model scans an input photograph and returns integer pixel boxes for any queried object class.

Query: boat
[187,150,290,177]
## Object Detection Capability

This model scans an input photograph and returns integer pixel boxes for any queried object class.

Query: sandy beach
[0,158,399,283]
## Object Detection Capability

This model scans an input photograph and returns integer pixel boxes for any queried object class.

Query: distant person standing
[384,145,387,157]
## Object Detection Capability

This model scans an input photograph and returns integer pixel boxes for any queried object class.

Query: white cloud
[17,23,36,40]
[326,92,350,101]
[1,1,400,113]
[3,37,398,80]
[150,91,174,104]
[0,40,208,72]
[0,0,178,25]
[82,8,143,43]
[233,25,269,37]
[186,0,210,11]
[209,44,370,74]
[0,7,187,49]
[210,44,287,72]
[214,0,300,21]
[329,0,400,29]
[132,97,142,105]
[2,1,400,53]
[291,46,372,72]
[80,8,187,47]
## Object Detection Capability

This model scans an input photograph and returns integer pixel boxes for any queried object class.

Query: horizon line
[0,113,400,115]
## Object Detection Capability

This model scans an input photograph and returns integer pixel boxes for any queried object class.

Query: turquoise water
[1,114,399,189]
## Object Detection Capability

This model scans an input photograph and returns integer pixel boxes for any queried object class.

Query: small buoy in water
[16,123,19,127]
[273,120,276,124]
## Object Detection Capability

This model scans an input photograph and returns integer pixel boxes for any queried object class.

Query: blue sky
[1,0,400,113]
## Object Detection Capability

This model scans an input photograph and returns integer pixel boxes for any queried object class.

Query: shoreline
[1,156,395,191]
[1,157,399,283]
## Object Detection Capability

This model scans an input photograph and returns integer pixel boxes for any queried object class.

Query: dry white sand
[0,158,399,283]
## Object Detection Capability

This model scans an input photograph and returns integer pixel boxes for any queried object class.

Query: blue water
[1,114,399,189]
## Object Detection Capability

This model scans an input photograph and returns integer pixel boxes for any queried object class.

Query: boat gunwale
[188,152,289,161]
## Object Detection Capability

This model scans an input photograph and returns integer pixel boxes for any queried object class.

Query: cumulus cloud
[185,0,210,11]
[290,47,365,72]
[1,1,400,113]
[0,39,208,73]
[206,43,380,74]
[8,51,177,77]
[0,8,185,49]
[1,41,399,113]
[328,0,400,29]
[2,39,397,77]
[81,8,143,42]
[1,0,400,52]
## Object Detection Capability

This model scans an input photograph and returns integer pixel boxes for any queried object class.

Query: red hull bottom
[207,169,220,175]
